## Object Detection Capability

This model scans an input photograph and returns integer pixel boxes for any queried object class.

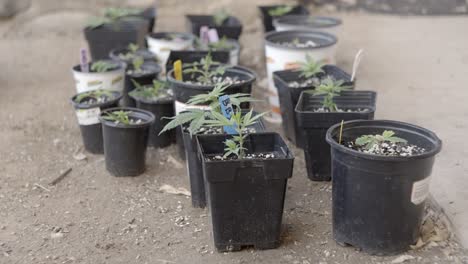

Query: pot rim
[72,60,126,75]
[273,15,342,29]
[99,107,155,128]
[265,30,337,50]
[326,119,443,161]
[146,32,195,42]
[70,90,123,109]
[166,65,257,90]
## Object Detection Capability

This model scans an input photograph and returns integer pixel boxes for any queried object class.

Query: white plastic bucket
[264,30,338,122]
[72,62,125,93]
[146,32,195,72]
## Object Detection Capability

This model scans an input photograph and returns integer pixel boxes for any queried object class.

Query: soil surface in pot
[288,74,340,88]
[184,75,245,86]
[311,107,370,113]
[279,39,318,48]
[209,151,281,161]
[184,126,256,135]
[75,95,113,105]
[343,140,426,156]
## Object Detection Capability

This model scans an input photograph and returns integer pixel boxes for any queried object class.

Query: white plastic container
[72,61,125,93]
[273,15,342,36]
[146,32,195,72]
[264,30,338,122]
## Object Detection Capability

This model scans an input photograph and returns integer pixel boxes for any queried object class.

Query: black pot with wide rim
[295,91,377,181]
[197,132,294,251]
[99,107,155,176]
[273,65,353,148]
[326,120,442,255]
[185,15,243,40]
[165,50,230,74]
[71,90,122,154]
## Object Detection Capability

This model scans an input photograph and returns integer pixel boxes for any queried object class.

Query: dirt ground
[1,1,468,263]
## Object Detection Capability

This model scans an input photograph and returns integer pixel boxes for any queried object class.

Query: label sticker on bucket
[76,107,101,126]
[411,177,431,205]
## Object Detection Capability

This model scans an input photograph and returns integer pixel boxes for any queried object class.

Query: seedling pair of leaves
[90,60,119,73]
[129,79,169,100]
[183,53,229,84]
[296,54,326,79]
[160,82,257,137]
[75,89,114,103]
[118,43,141,61]
[306,77,352,112]
[86,7,142,29]
[355,130,407,150]
[102,110,133,125]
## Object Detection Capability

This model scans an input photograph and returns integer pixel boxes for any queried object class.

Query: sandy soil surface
[1,1,468,263]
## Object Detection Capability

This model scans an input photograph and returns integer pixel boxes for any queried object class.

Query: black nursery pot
[123,62,161,107]
[140,7,157,33]
[165,50,230,74]
[99,107,155,176]
[71,91,122,154]
[109,47,157,64]
[84,18,149,60]
[183,115,266,208]
[273,65,354,148]
[326,120,442,255]
[130,95,174,148]
[258,5,309,32]
[167,65,257,160]
[197,133,294,251]
[185,15,243,40]
[295,91,376,181]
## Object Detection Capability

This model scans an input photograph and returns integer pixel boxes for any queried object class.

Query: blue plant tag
[219,95,237,135]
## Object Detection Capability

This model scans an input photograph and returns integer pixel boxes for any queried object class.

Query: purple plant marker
[208,29,219,43]
[199,26,210,45]
[80,48,89,73]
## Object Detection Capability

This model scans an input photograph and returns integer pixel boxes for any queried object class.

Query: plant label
[351,49,364,81]
[218,95,237,135]
[208,29,219,43]
[76,107,101,126]
[411,177,431,205]
[174,60,183,81]
[80,48,89,73]
[200,26,210,45]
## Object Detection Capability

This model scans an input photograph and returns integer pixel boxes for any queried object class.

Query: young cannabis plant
[102,110,133,125]
[297,54,325,78]
[213,9,229,26]
[183,53,229,84]
[355,130,407,150]
[86,7,141,29]
[91,60,118,73]
[205,110,266,159]
[308,77,352,112]
[208,36,233,50]
[129,79,169,100]
[128,43,139,53]
[131,56,144,72]
[159,82,257,136]
[75,89,113,103]
[268,5,293,16]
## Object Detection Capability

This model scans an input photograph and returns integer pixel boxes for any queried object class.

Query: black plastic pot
[273,65,354,148]
[99,107,155,176]
[84,18,149,60]
[183,114,265,208]
[130,94,174,148]
[326,120,442,255]
[109,47,157,64]
[165,50,230,74]
[140,7,156,33]
[258,5,309,32]
[185,15,243,40]
[167,65,257,160]
[71,91,122,154]
[123,62,161,107]
[295,91,376,181]
[197,133,294,251]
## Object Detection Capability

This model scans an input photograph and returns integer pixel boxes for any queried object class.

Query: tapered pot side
[326,120,442,255]
[99,107,155,177]
[295,91,377,181]
[265,30,338,121]
[197,133,294,251]
[273,65,354,148]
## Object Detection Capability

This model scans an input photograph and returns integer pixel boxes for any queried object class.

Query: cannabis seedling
[131,56,144,72]
[86,7,142,29]
[208,36,233,50]
[129,79,169,100]
[355,130,407,150]
[307,77,352,112]
[75,89,113,103]
[296,54,325,78]
[102,110,133,125]
[183,53,229,85]
[91,60,118,73]
[159,83,257,136]
[205,110,266,159]
[268,5,293,16]
[213,9,229,26]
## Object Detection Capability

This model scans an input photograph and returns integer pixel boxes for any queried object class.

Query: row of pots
[71,4,444,256]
